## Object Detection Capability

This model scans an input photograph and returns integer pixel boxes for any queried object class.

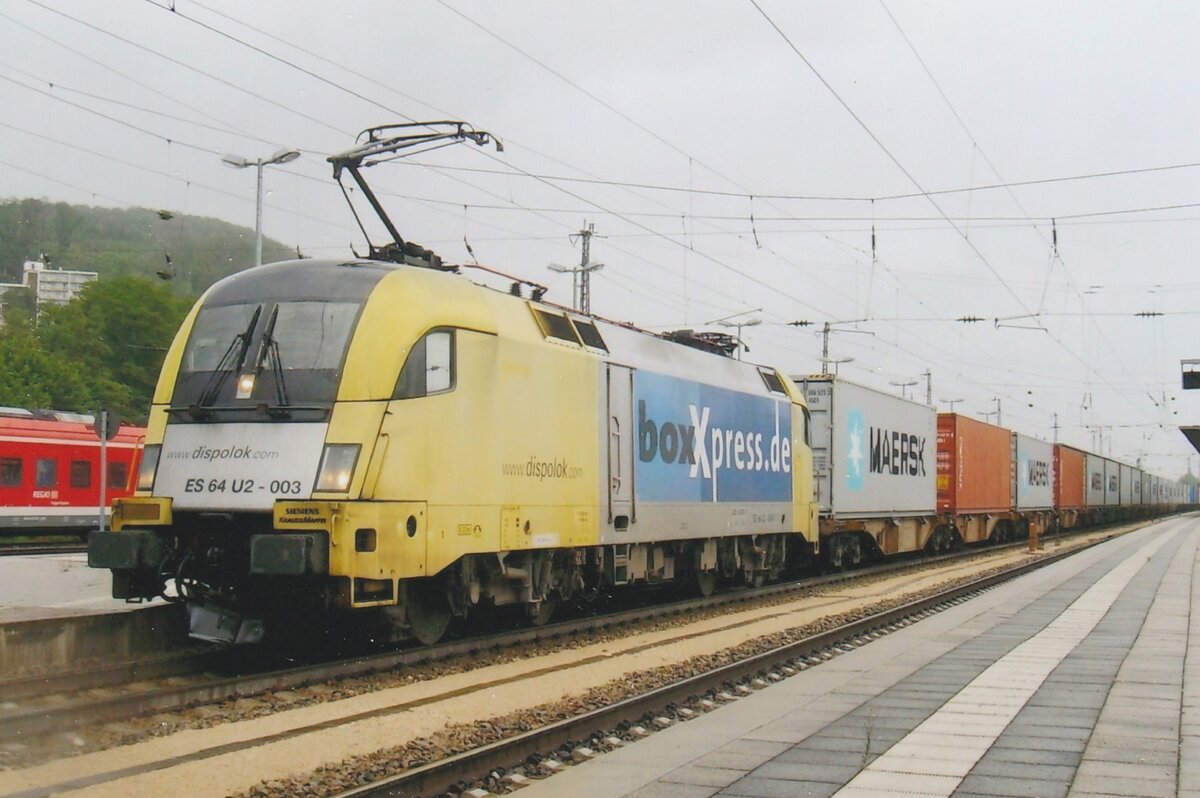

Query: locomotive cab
[94,260,394,642]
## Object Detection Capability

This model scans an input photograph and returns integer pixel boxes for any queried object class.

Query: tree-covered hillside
[0,198,297,293]
[0,198,305,421]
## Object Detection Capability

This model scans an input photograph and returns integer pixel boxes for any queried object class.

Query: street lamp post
[718,318,762,360]
[221,147,300,268]
[890,380,918,400]
[788,319,873,375]
[707,309,762,361]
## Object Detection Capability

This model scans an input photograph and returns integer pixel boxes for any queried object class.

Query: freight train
[85,255,1193,646]
[797,376,1192,569]
[86,122,1194,645]
[1,409,144,535]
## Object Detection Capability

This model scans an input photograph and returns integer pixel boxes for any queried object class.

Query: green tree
[0,312,100,410]
[1,286,36,317]
[35,277,192,420]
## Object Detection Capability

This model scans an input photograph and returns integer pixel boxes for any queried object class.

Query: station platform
[0,552,151,623]
[520,515,1200,798]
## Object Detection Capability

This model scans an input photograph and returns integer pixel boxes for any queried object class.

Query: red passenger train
[0,409,145,535]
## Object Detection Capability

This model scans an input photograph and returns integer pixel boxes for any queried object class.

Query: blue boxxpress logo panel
[635,371,792,503]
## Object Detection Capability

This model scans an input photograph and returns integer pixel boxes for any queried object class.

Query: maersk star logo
[847,408,866,490]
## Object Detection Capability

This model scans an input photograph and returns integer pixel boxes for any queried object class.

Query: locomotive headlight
[315,444,360,492]
[137,444,161,492]
[236,373,256,399]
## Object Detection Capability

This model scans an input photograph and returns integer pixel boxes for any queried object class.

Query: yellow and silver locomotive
[90,260,817,643]
[88,124,818,644]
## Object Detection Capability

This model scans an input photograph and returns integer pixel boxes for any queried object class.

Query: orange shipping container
[937,414,1012,513]
[1054,444,1086,510]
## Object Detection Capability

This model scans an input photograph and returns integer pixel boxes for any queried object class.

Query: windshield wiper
[194,305,262,412]
[251,305,291,416]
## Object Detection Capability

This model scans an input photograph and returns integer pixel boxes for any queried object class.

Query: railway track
[0,526,1128,798]
[327,534,1107,798]
[0,529,1072,742]
[0,539,87,557]
[0,547,932,741]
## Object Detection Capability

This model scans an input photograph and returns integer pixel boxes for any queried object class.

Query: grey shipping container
[1119,463,1135,506]
[1013,433,1054,510]
[1085,453,1106,507]
[797,375,936,518]
[1104,459,1119,506]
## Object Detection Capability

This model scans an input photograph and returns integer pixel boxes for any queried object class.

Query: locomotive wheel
[696,571,717,597]
[407,582,453,645]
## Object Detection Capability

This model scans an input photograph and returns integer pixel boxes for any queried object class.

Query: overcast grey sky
[2,0,1198,475]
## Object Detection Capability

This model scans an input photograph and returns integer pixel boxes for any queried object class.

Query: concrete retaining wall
[0,604,188,677]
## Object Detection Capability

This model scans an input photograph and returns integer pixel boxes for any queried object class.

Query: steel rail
[0,552,922,740]
[332,537,1105,798]
[0,527,1117,743]
[0,541,87,557]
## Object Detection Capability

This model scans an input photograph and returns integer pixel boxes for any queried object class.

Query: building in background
[0,257,97,321]
[20,258,97,306]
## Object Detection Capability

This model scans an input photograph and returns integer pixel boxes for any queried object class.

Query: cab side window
[395,329,456,399]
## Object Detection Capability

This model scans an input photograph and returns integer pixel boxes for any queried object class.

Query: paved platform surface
[519,515,1200,798]
[0,552,156,623]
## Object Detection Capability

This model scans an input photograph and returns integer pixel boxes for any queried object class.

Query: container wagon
[796,375,941,567]
[1053,444,1086,530]
[1013,432,1056,538]
[937,414,1017,543]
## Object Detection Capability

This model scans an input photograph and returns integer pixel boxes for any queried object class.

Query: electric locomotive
[88,258,817,644]
[88,115,817,646]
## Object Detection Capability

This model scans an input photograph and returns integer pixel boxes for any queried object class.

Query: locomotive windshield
[174,298,362,417]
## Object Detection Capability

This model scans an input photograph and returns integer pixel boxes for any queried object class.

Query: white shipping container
[1119,463,1135,506]
[1013,433,1054,510]
[1104,459,1120,506]
[797,375,936,518]
[1085,454,1106,507]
